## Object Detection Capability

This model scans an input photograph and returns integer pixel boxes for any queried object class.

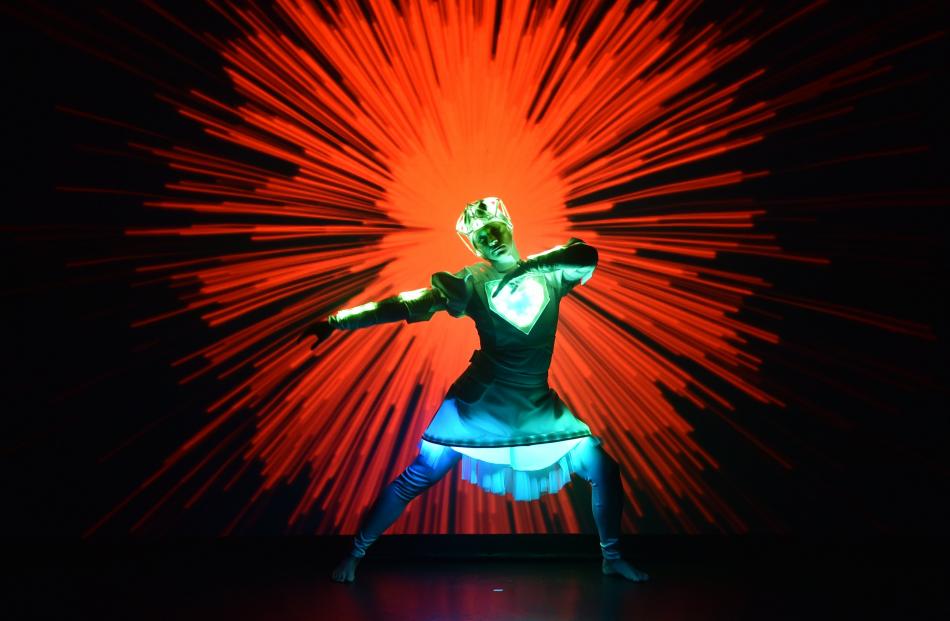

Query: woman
[303,197,648,583]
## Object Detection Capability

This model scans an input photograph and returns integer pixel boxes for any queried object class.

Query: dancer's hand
[298,318,335,349]
[493,261,530,298]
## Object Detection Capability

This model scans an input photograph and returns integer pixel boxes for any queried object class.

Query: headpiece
[455,196,513,257]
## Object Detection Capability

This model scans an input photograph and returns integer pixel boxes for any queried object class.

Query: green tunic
[421,254,593,449]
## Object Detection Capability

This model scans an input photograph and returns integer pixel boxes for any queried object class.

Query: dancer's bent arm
[493,238,598,297]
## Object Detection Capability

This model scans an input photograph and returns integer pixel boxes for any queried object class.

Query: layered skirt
[420,357,596,501]
[418,434,602,501]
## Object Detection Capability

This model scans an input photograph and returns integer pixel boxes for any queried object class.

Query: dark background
[0,0,947,538]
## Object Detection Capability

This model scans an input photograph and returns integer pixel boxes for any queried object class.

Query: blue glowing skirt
[419,364,596,500]
[418,435,601,501]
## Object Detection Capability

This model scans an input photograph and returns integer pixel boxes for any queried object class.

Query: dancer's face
[472,221,514,261]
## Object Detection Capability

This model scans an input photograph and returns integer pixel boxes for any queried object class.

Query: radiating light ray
[79,0,937,535]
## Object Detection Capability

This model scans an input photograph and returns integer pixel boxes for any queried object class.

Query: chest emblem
[485,274,550,334]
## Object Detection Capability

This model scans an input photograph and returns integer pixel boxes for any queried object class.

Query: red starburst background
[2,0,944,537]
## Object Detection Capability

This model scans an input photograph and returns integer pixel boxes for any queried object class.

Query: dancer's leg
[573,438,649,582]
[331,444,462,582]
[351,446,461,557]
[573,438,623,559]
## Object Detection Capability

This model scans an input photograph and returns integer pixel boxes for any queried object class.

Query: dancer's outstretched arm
[300,284,453,346]
[331,286,449,329]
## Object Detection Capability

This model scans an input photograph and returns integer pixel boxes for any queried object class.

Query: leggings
[350,437,622,560]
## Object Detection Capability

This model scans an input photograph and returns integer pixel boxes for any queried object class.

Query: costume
[326,198,623,561]
[420,249,596,500]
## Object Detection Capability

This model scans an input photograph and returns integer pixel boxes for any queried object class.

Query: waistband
[469,349,549,387]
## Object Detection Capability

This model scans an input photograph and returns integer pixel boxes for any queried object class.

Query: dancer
[303,197,648,583]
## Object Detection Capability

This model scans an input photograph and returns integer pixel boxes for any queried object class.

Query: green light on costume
[526,244,564,260]
[485,275,549,334]
[335,301,377,320]
[397,288,428,302]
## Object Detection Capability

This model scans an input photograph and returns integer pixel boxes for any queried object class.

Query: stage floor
[7,537,949,620]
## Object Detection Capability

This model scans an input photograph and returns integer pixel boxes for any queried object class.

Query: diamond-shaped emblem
[485,274,550,334]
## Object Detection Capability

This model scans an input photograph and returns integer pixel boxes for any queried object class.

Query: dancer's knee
[391,460,438,502]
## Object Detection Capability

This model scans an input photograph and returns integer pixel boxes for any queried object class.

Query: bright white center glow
[485,275,549,334]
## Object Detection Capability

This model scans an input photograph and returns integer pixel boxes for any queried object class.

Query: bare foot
[602,558,649,582]
[331,554,361,583]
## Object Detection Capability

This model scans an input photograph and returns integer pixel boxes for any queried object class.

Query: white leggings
[351,437,622,559]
